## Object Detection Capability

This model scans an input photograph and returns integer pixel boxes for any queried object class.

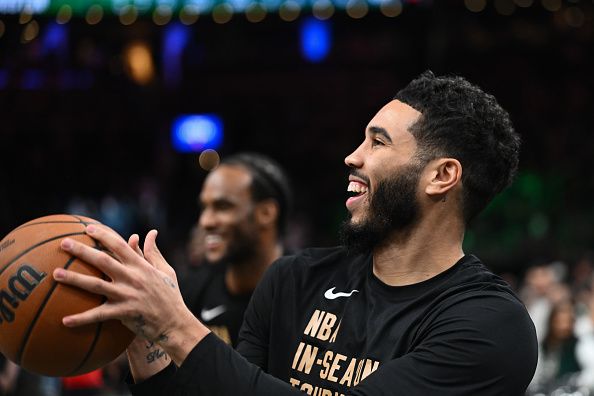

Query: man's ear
[254,199,279,228]
[424,158,462,199]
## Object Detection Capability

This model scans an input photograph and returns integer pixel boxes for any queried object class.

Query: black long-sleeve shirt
[130,247,538,395]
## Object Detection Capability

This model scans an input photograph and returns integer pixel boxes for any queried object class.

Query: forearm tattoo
[156,333,169,343]
[145,341,169,364]
[133,315,148,338]
[134,315,170,345]
[146,348,168,363]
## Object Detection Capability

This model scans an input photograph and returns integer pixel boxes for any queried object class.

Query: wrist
[159,309,210,367]
[127,337,171,383]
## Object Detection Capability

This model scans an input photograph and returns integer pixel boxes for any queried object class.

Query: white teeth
[205,235,222,244]
[347,182,368,194]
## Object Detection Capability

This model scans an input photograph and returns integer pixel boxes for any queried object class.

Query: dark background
[1,0,593,276]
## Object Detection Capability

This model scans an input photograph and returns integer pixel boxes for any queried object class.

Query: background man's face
[198,165,259,265]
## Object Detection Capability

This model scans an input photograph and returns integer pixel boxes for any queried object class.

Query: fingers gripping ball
[0,214,135,377]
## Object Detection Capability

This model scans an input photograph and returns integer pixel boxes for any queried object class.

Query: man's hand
[53,224,209,366]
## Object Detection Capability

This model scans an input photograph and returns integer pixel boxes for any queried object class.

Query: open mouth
[204,234,223,249]
[346,181,368,209]
[347,181,368,196]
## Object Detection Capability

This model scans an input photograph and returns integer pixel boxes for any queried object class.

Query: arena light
[0,0,49,14]
[124,40,155,85]
[21,20,39,43]
[55,4,72,23]
[42,21,68,55]
[172,114,224,153]
[163,22,189,87]
[279,1,300,21]
[300,17,331,63]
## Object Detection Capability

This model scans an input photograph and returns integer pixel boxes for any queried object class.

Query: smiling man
[180,152,292,346]
[54,71,538,395]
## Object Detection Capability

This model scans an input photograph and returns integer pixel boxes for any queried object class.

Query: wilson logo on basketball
[0,238,15,253]
[0,264,47,324]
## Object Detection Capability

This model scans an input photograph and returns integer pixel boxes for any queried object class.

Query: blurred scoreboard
[0,0,407,15]
[0,0,213,15]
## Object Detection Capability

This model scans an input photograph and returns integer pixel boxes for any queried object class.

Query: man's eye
[215,202,233,210]
[371,139,384,147]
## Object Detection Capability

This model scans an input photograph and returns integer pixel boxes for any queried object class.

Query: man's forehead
[201,165,252,197]
[209,164,252,182]
[367,99,422,137]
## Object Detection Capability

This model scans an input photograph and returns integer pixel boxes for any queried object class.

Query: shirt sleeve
[126,362,177,396]
[174,333,305,395]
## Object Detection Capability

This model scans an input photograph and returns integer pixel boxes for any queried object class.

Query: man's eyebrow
[198,197,234,207]
[368,126,393,143]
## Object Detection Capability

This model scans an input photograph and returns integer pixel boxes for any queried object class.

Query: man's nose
[345,142,364,169]
[199,208,217,230]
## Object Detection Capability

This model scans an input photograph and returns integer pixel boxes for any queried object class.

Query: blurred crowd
[521,256,594,395]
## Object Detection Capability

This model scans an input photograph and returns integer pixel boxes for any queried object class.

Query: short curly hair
[395,71,521,223]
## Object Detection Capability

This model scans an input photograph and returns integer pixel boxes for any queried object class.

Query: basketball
[0,214,135,377]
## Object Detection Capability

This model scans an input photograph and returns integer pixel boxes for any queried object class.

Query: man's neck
[372,217,465,287]
[225,242,283,295]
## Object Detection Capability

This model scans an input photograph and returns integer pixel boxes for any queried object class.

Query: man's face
[340,100,424,253]
[198,165,259,265]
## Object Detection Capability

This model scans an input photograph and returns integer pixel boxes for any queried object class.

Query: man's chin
[346,212,368,227]
[339,219,378,256]
[204,251,226,265]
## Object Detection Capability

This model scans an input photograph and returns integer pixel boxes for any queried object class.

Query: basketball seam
[67,242,111,375]
[70,215,96,227]
[0,232,86,277]
[67,268,109,377]
[67,301,106,376]
[13,220,100,232]
[15,255,77,366]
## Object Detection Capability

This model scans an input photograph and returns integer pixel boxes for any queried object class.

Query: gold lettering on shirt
[291,342,319,374]
[327,353,346,382]
[292,310,380,391]
[338,358,356,386]
[319,351,333,380]
[304,310,337,341]
[361,360,380,382]
[329,320,341,344]
[289,377,346,396]
[304,310,325,337]
[354,359,365,385]
[317,313,337,341]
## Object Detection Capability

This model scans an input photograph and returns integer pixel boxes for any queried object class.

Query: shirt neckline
[365,254,477,300]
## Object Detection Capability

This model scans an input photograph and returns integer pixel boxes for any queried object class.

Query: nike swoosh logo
[324,287,359,300]
[200,305,226,322]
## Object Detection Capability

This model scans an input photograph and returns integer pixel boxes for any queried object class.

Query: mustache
[348,170,371,186]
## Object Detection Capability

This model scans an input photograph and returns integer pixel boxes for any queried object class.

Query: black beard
[207,222,259,267]
[339,162,423,256]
